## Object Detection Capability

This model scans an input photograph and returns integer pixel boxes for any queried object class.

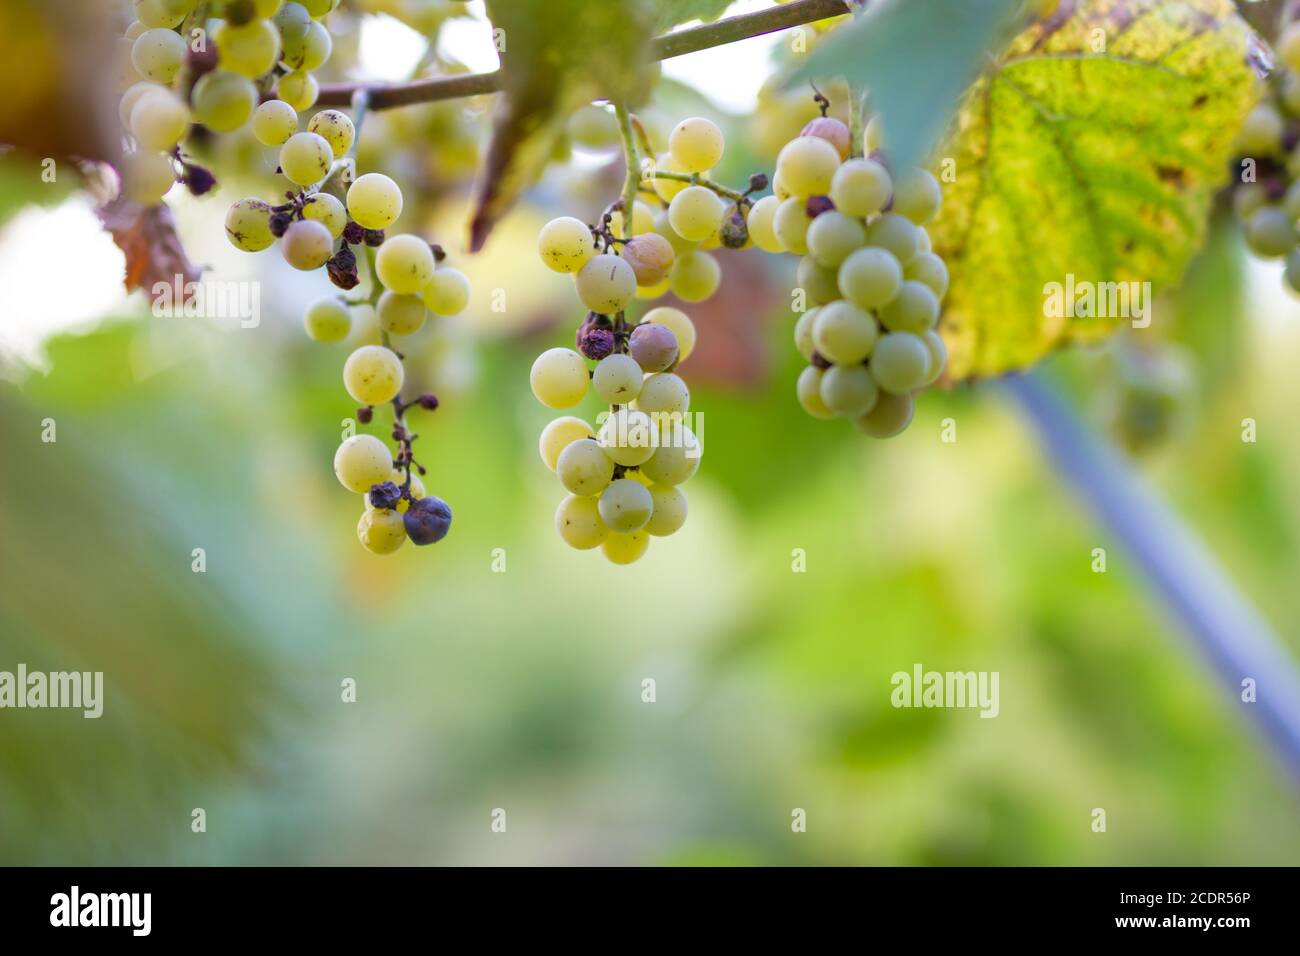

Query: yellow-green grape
[1244,205,1296,258]
[638,422,699,485]
[855,390,914,438]
[601,529,649,565]
[916,228,932,254]
[796,365,836,419]
[597,408,659,467]
[225,197,275,251]
[610,200,655,238]
[255,0,285,15]
[119,81,165,131]
[307,108,354,158]
[1283,73,1300,116]
[830,157,892,218]
[376,291,427,336]
[130,89,190,151]
[216,19,281,78]
[870,331,931,394]
[251,99,298,145]
[375,234,436,294]
[133,0,190,29]
[635,372,689,416]
[191,70,258,133]
[575,253,636,314]
[538,216,597,273]
[669,116,725,173]
[539,416,594,472]
[357,507,406,555]
[669,250,720,302]
[772,169,793,201]
[421,268,470,315]
[864,213,921,267]
[283,20,332,70]
[921,329,948,385]
[905,252,949,299]
[1236,103,1283,157]
[131,28,186,83]
[598,478,653,533]
[279,130,332,186]
[865,115,886,153]
[644,484,687,537]
[281,218,334,270]
[773,197,812,255]
[274,1,312,39]
[653,210,698,255]
[620,233,675,287]
[300,0,334,16]
[668,185,726,242]
[794,308,818,361]
[747,195,784,253]
[1287,249,1300,293]
[302,192,347,238]
[891,168,942,225]
[1280,24,1300,74]
[343,344,404,404]
[637,279,670,300]
[796,256,840,305]
[347,173,404,229]
[820,364,878,417]
[555,494,609,550]
[1283,180,1300,224]
[592,353,644,404]
[278,71,319,111]
[568,103,621,149]
[643,306,695,362]
[530,347,589,408]
[125,20,149,41]
[775,134,841,197]
[304,296,351,341]
[806,210,866,269]
[878,280,940,334]
[813,301,878,365]
[557,438,616,496]
[334,433,394,492]
[839,246,903,309]
[121,151,175,205]
[648,152,693,202]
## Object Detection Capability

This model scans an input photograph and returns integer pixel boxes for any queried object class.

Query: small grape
[772,170,793,201]
[1234,179,1269,221]
[813,301,879,365]
[629,322,678,372]
[568,103,620,149]
[124,20,149,41]
[376,291,427,336]
[865,115,886,153]
[820,364,879,417]
[916,229,932,254]
[133,0,188,29]
[300,0,335,16]
[255,0,286,15]
[375,234,436,294]
[403,496,452,546]
[775,135,841,198]
[669,250,720,302]
[334,433,394,492]
[192,70,258,133]
[855,390,914,438]
[343,344,404,405]
[796,365,836,419]
[653,210,698,255]
[800,116,850,160]
[864,213,921,267]
[597,408,660,467]
[530,347,589,408]
[635,372,689,416]
[747,195,784,253]
[279,131,333,186]
[620,233,675,286]
[879,280,940,334]
[130,89,190,151]
[302,192,348,238]
[669,116,725,173]
[644,484,687,537]
[1280,24,1300,73]
[278,71,319,111]
[557,438,616,496]
[556,494,609,550]
[829,158,891,219]
[251,99,299,145]
[576,254,637,314]
[794,308,818,361]
[610,200,656,239]
[215,18,281,78]
[132,28,187,83]
[281,218,334,269]
[283,20,332,71]
[225,197,275,251]
[668,186,726,242]
[592,353,644,404]
[357,508,406,554]
[649,152,693,202]
[601,529,650,564]
[773,197,812,255]
[921,329,948,385]
[891,168,942,225]
[838,246,903,309]
[308,109,355,158]
[274,2,312,40]
[796,256,841,305]
[1244,205,1296,258]
[806,210,866,269]
[118,81,165,130]
[1236,103,1283,157]
[539,216,597,273]
[121,151,176,205]
[539,416,595,472]
[304,296,351,341]
[598,478,654,533]
[347,173,403,229]
[421,268,470,315]
[905,252,949,299]
[638,423,699,485]
[870,332,931,394]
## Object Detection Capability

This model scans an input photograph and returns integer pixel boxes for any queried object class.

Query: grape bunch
[748,98,950,438]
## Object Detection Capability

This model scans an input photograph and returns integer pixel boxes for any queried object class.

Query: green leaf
[931,0,1262,380]
[785,0,1021,173]
[468,0,655,251]
[651,0,736,33]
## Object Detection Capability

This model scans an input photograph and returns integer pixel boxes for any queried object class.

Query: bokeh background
[1,0,1299,865]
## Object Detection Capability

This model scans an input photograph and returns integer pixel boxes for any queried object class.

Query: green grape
[635,372,689,416]
[592,353,644,404]
[302,192,347,237]
[357,507,406,554]
[343,344,404,405]
[1244,205,1295,258]
[601,529,649,564]
[251,99,298,145]
[118,81,165,131]
[669,116,725,173]
[307,108,354,158]
[838,246,903,309]
[648,152,692,202]
[905,252,949,299]
[916,229,932,254]
[879,280,940,333]
[794,308,818,361]
[567,103,620,150]
[796,256,841,305]
[125,20,148,41]
[598,478,653,533]
[1283,72,1300,116]
[668,186,726,242]
[300,0,334,16]
[921,329,948,385]
[1283,180,1300,224]
[225,197,275,251]
[772,169,792,201]
[347,173,403,229]
[747,194,784,253]
[855,390,914,438]
[669,250,720,302]
[375,234,435,294]
[121,150,176,205]
[131,29,186,83]
[558,438,616,496]
[556,494,609,550]
[278,71,319,111]
[576,253,637,314]
[813,300,879,365]
[806,210,867,269]
[376,291,427,336]
[653,210,698,255]
[597,409,659,467]
[216,18,281,78]
[775,135,841,197]
[829,157,891,218]
[279,131,332,186]
[334,433,393,492]
[864,213,921,267]
[773,197,812,255]
[539,416,594,472]
[421,268,470,315]
[644,484,687,537]
[281,219,333,269]
[130,89,190,150]
[255,0,285,16]
[643,307,696,362]
[638,423,699,485]
[191,70,258,133]
[1281,24,1300,73]
[1236,103,1283,156]
[530,347,589,408]
[1286,249,1300,294]
[304,296,351,341]
[133,0,190,29]
[283,19,332,70]
[890,168,942,225]
[796,365,836,419]
[274,2,312,39]
[539,216,597,273]
[870,332,931,394]
[865,115,886,153]
[820,364,878,417]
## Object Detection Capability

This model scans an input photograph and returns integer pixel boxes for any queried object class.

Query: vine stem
[317,0,856,109]
[614,102,640,240]
[647,170,746,203]
[1004,372,1300,783]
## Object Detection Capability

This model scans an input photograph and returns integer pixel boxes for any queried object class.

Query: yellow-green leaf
[931,0,1263,381]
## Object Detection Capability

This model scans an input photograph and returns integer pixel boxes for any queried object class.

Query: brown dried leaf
[96,198,202,296]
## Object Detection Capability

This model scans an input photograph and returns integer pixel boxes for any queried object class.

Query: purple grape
[404,495,452,545]
[577,322,615,360]
[367,481,401,511]
[629,322,678,373]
